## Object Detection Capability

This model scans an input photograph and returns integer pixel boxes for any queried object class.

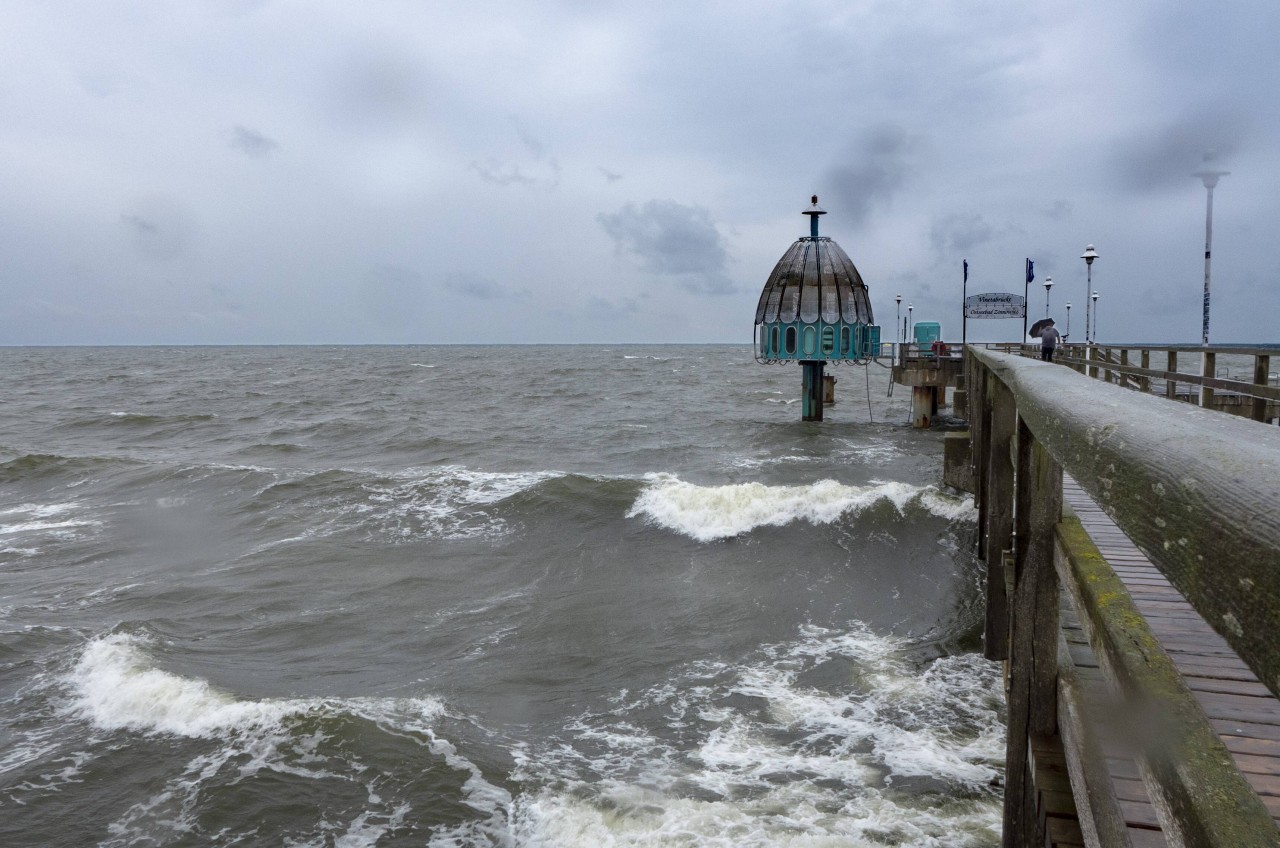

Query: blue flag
[963,260,968,283]
[1025,259,1034,284]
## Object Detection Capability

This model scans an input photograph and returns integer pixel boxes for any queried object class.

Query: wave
[250,464,569,543]
[0,453,140,484]
[627,474,976,542]
[58,633,511,847]
[508,622,1003,846]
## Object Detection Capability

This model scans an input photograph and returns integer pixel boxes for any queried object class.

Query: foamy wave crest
[66,634,311,737]
[508,622,1003,846]
[63,634,509,847]
[627,474,974,541]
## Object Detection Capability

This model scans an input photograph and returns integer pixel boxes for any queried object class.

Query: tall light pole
[1081,245,1098,344]
[1091,291,1099,342]
[895,294,902,363]
[1043,276,1053,318]
[1193,153,1229,346]
[1065,302,1071,338]
[908,303,914,348]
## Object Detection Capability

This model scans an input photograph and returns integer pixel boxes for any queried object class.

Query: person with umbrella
[1029,318,1063,362]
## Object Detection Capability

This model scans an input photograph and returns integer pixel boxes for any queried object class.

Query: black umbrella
[1028,318,1055,338]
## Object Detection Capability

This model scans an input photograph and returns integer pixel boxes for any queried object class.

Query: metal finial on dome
[803,195,826,238]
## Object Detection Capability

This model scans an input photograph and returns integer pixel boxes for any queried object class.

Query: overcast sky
[4,0,1277,345]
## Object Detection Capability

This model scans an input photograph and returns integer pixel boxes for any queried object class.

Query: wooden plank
[1050,510,1279,846]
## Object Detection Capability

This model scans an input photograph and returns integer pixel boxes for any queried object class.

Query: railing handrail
[969,347,1280,693]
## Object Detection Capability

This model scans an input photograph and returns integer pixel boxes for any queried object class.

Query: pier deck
[1054,477,1280,845]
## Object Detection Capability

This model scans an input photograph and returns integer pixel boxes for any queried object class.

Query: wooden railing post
[1119,348,1130,388]
[1200,351,1216,408]
[1139,349,1151,393]
[1166,350,1178,400]
[1253,354,1271,422]
[1003,418,1062,847]
[983,378,1014,661]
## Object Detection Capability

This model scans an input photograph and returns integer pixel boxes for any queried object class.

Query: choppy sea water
[0,345,1000,847]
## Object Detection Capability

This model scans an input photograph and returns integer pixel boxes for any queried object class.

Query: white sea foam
[63,634,509,847]
[507,622,1003,847]
[0,502,101,553]
[626,474,975,541]
[290,464,563,543]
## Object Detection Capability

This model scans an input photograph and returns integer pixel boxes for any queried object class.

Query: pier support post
[982,379,1015,661]
[910,385,936,428]
[801,360,825,421]
[1003,421,1062,848]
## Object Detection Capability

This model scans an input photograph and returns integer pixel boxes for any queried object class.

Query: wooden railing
[1011,344,1279,424]
[966,347,1280,846]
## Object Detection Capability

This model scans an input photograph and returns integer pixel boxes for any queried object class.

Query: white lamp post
[908,303,914,349]
[1081,245,1098,344]
[1065,302,1071,338]
[1043,276,1053,318]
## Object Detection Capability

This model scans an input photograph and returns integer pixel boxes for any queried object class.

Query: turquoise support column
[801,360,825,421]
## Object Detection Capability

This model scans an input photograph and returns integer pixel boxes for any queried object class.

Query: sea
[0,345,1002,847]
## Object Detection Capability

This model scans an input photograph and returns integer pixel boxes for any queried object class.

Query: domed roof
[753,237,873,326]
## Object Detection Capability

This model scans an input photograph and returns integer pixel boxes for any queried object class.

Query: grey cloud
[1109,106,1248,193]
[230,125,280,158]
[598,200,734,294]
[470,157,562,189]
[120,197,194,260]
[599,167,623,183]
[930,212,997,256]
[442,271,528,301]
[824,125,917,226]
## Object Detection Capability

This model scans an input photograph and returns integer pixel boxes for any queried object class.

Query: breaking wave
[627,474,976,542]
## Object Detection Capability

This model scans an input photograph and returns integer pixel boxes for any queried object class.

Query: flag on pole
[1025,259,1034,283]
[963,260,968,283]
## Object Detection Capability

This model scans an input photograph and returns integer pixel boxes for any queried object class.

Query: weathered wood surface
[1065,480,1280,828]
[1003,426,1061,846]
[1055,495,1278,845]
[970,347,1280,700]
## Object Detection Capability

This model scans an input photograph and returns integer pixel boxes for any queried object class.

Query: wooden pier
[955,347,1280,847]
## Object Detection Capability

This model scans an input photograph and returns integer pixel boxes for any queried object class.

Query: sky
[3,0,1278,346]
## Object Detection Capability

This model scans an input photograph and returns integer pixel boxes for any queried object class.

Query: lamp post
[1043,277,1053,318]
[1193,153,1228,346]
[895,294,902,363]
[908,303,914,350]
[1081,245,1098,344]
[1065,302,1071,338]
[1091,291,1099,342]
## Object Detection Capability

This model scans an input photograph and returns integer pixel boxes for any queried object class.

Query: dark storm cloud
[1109,106,1248,193]
[597,200,734,294]
[823,125,917,226]
[230,125,279,158]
